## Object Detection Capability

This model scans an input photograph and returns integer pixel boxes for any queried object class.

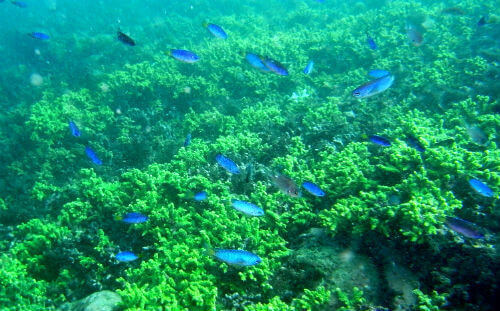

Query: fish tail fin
[202,21,209,28]
[114,214,123,221]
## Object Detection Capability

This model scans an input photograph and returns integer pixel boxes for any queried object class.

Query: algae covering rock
[58,291,122,311]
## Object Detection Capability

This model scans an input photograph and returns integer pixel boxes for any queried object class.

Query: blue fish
[215,154,240,174]
[366,33,377,50]
[170,49,199,63]
[469,179,494,197]
[115,251,138,262]
[302,181,325,197]
[303,60,314,75]
[231,199,264,216]
[369,135,391,147]
[406,135,425,152]
[121,212,148,224]
[85,146,102,165]
[29,32,50,40]
[194,191,208,201]
[68,121,81,137]
[445,217,484,239]
[184,133,191,147]
[368,69,390,78]
[352,73,394,99]
[245,53,270,72]
[11,1,27,8]
[262,58,289,76]
[204,22,227,39]
[214,249,262,266]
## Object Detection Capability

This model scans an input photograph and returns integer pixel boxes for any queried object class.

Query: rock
[58,290,122,311]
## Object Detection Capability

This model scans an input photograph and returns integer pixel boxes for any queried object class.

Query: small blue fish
[406,135,425,152]
[369,135,391,147]
[85,146,102,165]
[170,49,199,63]
[204,22,227,39]
[352,73,394,99]
[115,251,138,262]
[194,191,208,201]
[303,60,314,75]
[245,53,270,72]
[68,121,81,137]
[302,181,325,197]
[184,133,191,147]
[366,33,377,50]
[215,154,240,174]
[262,58,289,76]
[368,69,390,78]
[231,199,264,216]
[214,249,262,266]
[469,179,494,197]
[29,32,50,40]
[445,217,484,239]
[122,212,148,224]
[11,1,27,8]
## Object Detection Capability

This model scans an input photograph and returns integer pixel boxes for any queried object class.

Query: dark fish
[441,7,465,15]
[477,16,487,27]
[117,30,135,46]
[184,133,191,147]
[406,135,425,152]
[445,217,484,239]
[271,174,300,197]
[469,179,494,197]
[68,121,81,137]
[115,251,138,262]
[245,53,270,72]
[122,212,148,224]
[11,1,27,8]
[194,191,208,201]
[231,199,265,216]
[215,154,240,174]
[369,135,391,147]
[302,181,325,197]
[214,249,261,266]
[85,146,102,165]
[203,22,227,39]
[366,33,377,50]
[170,49,200,63]
[29,32,50,40]
[406,24,423,46]
[262,58,289,76]
[352,73,394,98]
[303,60,314,74]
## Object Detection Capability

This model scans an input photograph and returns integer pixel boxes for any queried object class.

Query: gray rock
[58,290,122,311]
